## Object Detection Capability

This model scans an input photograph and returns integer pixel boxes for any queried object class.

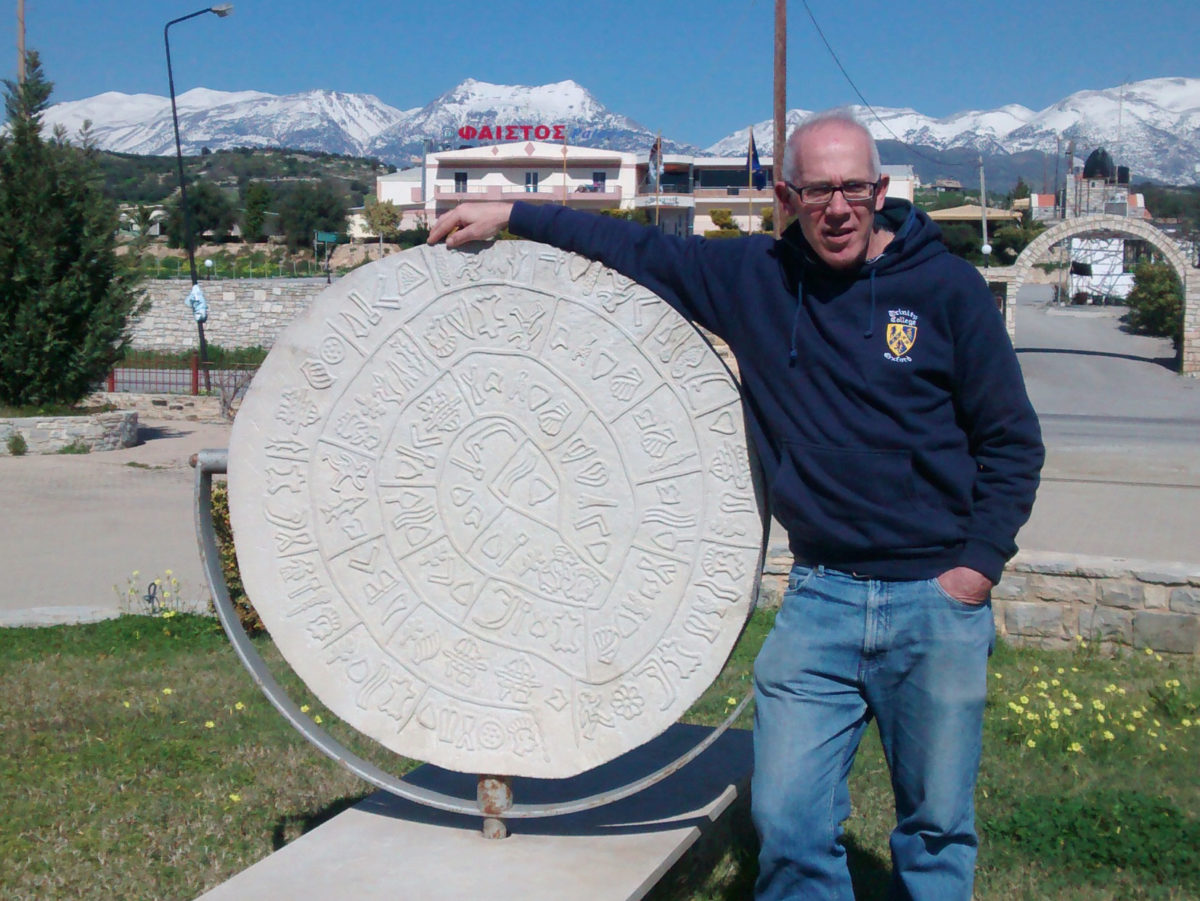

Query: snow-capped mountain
[41,76,1200,184]
[364,78,693,164]
[707,77,1200,184]
[45,87,412,158]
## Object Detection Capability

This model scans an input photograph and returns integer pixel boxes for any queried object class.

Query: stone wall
[757,546,1200,657]
[0,411,138,455]
[133,279,328,352]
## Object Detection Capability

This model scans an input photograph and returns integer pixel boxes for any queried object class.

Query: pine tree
[0,52,145,407]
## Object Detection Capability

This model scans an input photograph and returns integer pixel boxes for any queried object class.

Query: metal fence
[104,355,259,416]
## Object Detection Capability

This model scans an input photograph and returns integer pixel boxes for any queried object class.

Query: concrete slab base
[197,723,753,901]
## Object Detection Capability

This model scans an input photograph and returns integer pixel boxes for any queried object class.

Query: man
[428,110,1043,900]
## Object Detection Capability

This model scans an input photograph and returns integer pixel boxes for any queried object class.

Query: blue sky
[3,0,1198,148]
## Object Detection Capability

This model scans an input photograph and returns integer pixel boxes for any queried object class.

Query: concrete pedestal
[197,723,753,901]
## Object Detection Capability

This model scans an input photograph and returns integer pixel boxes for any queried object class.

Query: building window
[454,172,467,193]
[592,171,607,191]
[525,172,539,193]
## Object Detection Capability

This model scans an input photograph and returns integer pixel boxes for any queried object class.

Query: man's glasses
[784,180,879,206]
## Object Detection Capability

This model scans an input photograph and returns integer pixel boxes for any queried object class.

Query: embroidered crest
[886,323,916,356]
[884,309,918,363]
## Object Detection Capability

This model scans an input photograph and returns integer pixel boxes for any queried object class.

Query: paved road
[1,288,1196,626]
[1012,286,1200,562]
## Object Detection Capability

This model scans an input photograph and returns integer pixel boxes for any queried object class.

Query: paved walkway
[1,293,1197,627]
[0,420,231,626]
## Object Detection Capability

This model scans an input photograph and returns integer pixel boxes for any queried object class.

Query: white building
[376,141,916,239]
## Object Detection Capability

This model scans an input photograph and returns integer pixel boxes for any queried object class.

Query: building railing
[434,185,623,202]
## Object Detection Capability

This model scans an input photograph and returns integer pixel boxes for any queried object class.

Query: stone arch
[1009,215,1198,376]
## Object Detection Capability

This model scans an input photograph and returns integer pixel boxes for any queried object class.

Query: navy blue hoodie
[509,199,1043,584]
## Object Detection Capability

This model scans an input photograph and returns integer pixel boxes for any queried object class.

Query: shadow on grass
[270,794,368,851]
[845,834,892,900]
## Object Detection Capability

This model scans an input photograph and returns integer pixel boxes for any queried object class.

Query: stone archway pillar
[1184,274,1200,376]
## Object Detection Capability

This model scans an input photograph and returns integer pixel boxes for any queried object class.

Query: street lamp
[165,4,233,390]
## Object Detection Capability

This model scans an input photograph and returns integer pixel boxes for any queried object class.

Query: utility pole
[17,0,25,82]
[979,155,991,268]
[773,0,786,237]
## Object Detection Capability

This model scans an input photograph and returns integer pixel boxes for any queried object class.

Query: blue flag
[748,128,766,190]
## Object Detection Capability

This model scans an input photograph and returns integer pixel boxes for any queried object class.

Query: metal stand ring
[195,448,755,818]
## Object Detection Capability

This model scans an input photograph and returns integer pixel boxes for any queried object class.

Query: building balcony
[434,185,622,203]
[694,187,775,201]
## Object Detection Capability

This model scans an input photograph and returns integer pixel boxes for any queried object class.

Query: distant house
[932,177,963,193]
[926,203,1022,233]
[1058,147,1154,302]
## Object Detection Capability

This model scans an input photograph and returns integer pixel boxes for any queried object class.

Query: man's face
[775,121,889,271]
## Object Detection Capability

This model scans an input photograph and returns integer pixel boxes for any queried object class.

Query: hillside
[98,146,394,207]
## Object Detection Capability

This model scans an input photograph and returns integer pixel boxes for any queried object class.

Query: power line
[799,0,993,172]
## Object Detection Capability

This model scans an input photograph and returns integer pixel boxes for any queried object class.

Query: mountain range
[42,76,1200,187]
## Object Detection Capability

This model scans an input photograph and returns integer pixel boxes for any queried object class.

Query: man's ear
[774,182,796,219]
[874,174,890,212]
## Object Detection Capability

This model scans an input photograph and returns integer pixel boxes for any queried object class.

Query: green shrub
[56,439,91,454]
[6,431,27,455]
[209,483,262,636]
[1124,259,1184,353]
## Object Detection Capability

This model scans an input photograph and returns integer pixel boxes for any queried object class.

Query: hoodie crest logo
[884,310,918,362]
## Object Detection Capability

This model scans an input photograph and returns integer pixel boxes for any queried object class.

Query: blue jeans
[751,564,995,901]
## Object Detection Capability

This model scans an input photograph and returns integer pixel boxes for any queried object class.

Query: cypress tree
[0,52,145,407]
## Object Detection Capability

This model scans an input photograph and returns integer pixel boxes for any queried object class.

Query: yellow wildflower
[1068,742,1083,753]
[162,688,174,695]
[235,701,245,711]
[1102,731,1115,741]
[229,793,242,803]
[1026,739,1036,748]
[205,721,215,729]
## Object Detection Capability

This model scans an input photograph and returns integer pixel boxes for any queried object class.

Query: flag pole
[747,128,754,233]
[654,130,661,228]
[561,126,568,206]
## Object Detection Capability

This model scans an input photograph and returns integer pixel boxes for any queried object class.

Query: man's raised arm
[426,202,514,248]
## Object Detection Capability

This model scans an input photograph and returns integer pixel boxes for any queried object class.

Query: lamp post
[165,4,233,391]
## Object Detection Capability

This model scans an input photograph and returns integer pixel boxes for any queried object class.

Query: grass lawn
[1,610,1197,900]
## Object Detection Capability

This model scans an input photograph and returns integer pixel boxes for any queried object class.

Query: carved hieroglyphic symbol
[227,241,763,779]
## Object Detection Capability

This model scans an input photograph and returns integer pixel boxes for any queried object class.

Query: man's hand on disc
[427,203,514,248]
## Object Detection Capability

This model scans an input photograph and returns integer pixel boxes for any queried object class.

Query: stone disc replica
[227,241,764,779]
